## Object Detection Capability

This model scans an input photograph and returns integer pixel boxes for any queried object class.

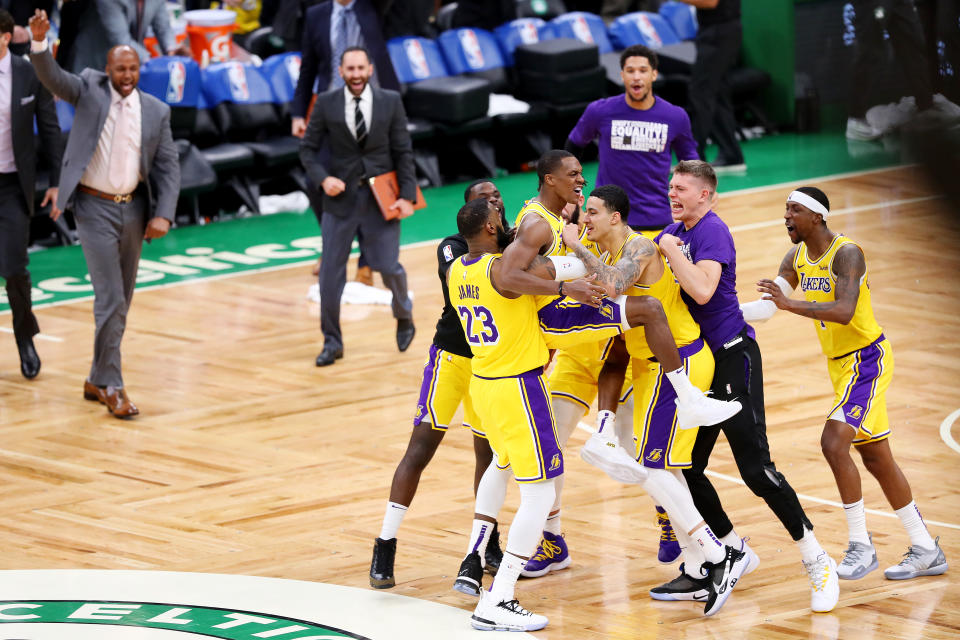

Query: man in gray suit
[0,8,62,380]
[300,45,416,366]
[29,9,180,418]
[66,0,182,75]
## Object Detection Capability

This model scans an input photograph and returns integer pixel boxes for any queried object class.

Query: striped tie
[354,96,367,148]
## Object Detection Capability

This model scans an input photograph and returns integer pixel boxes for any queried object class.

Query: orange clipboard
[368,171,426,220]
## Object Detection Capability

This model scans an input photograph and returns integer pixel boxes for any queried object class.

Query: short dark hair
[465,179,493,203]
[340,46,371,66]
[536,149,574,189]
[457,197,493,238]
[589,184,630,220]
[674,159,718,194]
[0,10,13,36]
[619,44,658,71]
[794,186,830,213]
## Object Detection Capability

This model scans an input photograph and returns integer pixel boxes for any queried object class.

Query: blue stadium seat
[608,11,682,50]
[658,1,698,41]
[138,56,202,138]
[549,12,613,54]
[493,18,554,66]
[437,27,512,93]
[257,52,302,120]
[387,36,450,83]
[55,99,74,133]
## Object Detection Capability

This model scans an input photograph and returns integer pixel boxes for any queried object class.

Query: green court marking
[0,601,362,639]
[1,130,903,314]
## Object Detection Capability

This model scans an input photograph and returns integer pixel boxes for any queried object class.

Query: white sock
[614,397,635,451]
[894,501,936,548]
[691,524,725,564]
[596,410,616,437]
[842,499,871,545]
[720,531,740,548]
[675,524,706,577]
[544,511,561,535]
[467,519,495,562]
[665,367,698,403]
[379,501,407,540]
[488,552,524,603]
[796,526,826,564]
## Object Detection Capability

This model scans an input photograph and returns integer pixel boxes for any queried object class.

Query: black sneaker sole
[369,576,395,589]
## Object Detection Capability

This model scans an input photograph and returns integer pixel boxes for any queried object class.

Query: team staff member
[0,8,61,380]
[747,186,947,582]
[657,161,837,612]
[369,181,506,590]
[565,45,698,231]
[30,10,179,418]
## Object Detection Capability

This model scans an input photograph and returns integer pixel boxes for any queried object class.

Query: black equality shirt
[433,234,473,358]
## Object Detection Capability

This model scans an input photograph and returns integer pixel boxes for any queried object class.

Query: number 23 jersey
[448,252,549,378]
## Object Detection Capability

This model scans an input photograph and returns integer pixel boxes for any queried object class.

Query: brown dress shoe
[104,386,139,418]
[355,265,374,286]
[83,380,107,404]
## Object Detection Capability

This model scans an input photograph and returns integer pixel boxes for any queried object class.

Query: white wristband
[548,255,587,281]
[740,276,794,322]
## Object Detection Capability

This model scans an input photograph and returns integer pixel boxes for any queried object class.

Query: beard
[497,224,513,251]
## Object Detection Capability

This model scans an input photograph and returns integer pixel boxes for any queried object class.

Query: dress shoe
[355,265,374,286]
[396,319,415,352]
[104,386,139,418]
[83,379,107,403]
[17,337,40,379]
[312,258,322,276]
[316,345,343,366]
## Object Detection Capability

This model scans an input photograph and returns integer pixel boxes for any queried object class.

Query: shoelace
[532,538,562,561]
[896,546,926,568]
[657,512,678,542]
[499,599,533,616]
[840,542,868,566]
[804,556,831,592]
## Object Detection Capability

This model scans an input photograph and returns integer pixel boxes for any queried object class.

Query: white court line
[575,421,960,531]
[0,327,63,342]
[939,408,960,456]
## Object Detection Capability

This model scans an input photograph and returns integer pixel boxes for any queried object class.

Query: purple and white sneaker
[520,531,571,578]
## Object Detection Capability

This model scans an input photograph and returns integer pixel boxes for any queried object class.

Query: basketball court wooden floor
[1,166,957,639]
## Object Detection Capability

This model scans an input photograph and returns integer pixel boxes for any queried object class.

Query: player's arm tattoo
[570,236,652,296]
[783,244,863,324]
[528,254,557,280]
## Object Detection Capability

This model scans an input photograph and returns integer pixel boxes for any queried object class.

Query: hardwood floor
[1,166,957,638]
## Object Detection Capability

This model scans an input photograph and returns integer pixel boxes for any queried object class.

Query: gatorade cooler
[184,9,235,68]
[144,18,188,58]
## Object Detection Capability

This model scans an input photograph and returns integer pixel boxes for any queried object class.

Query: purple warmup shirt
[660,211,754,352]
[568,95,698,229]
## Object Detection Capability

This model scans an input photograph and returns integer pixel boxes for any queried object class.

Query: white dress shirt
[80,83,143,194]
[343,83,372,141]
[0,50,16,174]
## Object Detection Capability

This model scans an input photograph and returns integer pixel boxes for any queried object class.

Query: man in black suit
[0,8,62,379]
[300,46,415,366]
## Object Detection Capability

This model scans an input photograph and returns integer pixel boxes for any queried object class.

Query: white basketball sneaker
[884,537,948,580]
[580,431,648,484]
[675,392,743,430]
[741,537,761,576]
[470,590,548,632]
[803,552,840,613]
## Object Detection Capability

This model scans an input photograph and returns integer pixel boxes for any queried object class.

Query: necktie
[331,7,352,90]
[109,100,131,192]
[354,96,367,148]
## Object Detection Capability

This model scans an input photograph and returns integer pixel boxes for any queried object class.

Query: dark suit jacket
[299,86,414,218]
[9,54,62,217]
[30,47,180,221]
[291,0,400,119]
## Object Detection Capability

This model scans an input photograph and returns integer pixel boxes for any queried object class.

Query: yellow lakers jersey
[794,235,883,358]
[448,253,549,377]
[604,233,701,359]
[515,200,566,258]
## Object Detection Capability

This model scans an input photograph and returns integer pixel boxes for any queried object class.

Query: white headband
[787,190,829,217]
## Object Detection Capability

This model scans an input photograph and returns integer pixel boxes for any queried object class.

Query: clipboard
[368,171,426,220]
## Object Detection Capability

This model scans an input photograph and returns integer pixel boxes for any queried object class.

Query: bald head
[106,45,140,97]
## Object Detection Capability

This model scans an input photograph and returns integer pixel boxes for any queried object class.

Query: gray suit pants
[74,191,147,388]
[319,187,412,351]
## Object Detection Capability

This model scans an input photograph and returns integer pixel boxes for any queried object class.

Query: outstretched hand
[29,9,50,42]
[756,279,791,310]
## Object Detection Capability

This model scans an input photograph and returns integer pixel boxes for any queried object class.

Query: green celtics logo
[0,601,368,639]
